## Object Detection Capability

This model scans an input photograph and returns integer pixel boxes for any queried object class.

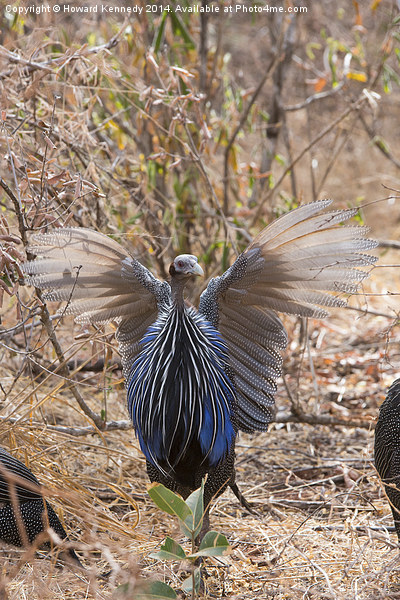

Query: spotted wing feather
[0,447,42,503]
[23,228,171,369]
[0,448,81,559]
[199,199,378,432]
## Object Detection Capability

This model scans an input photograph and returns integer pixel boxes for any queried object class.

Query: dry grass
[1,295,400,600]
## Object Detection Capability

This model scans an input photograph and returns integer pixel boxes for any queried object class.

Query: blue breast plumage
[127,305,236,482]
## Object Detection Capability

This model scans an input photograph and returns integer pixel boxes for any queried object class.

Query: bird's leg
[230,482,255,514]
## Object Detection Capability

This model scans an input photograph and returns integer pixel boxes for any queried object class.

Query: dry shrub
[0,3,399,599]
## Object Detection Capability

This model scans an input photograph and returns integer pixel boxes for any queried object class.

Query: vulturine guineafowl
[0,447,80,563]
[23,199,377,534]
[374,378,400,540]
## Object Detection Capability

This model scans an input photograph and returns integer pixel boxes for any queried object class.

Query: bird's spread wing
[23,228,171,369]
[199,199,378,433]
[0,448,42,503]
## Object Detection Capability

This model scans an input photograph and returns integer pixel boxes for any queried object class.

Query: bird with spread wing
[23,199,377,535]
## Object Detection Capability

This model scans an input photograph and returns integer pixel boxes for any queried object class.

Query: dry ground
[1,3,400,599]
[1,258,400,600]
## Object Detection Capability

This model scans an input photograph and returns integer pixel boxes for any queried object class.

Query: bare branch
[1,166,107,429]
[275,410,374,430]
[379,239,400,250]
[251,94,369,225]
[359,112,400,170]
[284,81,345,112]
[223,53,279,215]
[0,415,132,437]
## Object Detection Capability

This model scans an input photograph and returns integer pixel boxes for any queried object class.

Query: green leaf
[169,11,195,49]
[1,274,12,288]
[133,580,177,599]
[180,568,201,594]
[188,531,230,558]
[153,10,167,53]
[149,537,186,562]
[305,41,321,60]
[126,212,144,225]
[274,153,286,167]
[222,243,229,273]
[148,483,192,521]
[199,531,229,551]
[372,135,390,155]
[179,480,204,539]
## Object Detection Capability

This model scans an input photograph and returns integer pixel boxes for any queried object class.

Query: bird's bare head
[169,254,204,280]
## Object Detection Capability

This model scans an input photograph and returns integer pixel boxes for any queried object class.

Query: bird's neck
[170,278,186,311]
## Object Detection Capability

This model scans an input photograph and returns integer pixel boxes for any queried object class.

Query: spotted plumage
[0,447,80,562]
[374,379,400,540]
[23,199,377,533]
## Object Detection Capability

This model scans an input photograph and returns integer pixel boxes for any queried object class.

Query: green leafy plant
[136,480,230,600]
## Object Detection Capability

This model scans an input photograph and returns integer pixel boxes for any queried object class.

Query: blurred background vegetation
[1,0,399,279]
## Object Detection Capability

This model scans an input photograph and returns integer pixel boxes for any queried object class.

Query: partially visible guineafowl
[23,199,377,537]
[375,379,400,540]
[0,447,80,563]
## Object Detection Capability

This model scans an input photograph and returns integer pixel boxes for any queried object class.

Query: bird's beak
[191,263,204,277]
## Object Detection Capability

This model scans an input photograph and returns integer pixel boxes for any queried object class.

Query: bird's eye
[177,261,184,268]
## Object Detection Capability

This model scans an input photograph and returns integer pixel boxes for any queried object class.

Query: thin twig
[379,239,400,250]
[0,23,127,80]
[0,415,132,436]
[315,115,358,198]
[251,94,369,225]
[274,410,374,430]
[223,53,280,215]
[284,81,345,111]
[0,171,106,429]
[359,111,400,170]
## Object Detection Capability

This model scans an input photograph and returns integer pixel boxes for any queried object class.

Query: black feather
[375,379,400,540]
[0,447,81,563]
